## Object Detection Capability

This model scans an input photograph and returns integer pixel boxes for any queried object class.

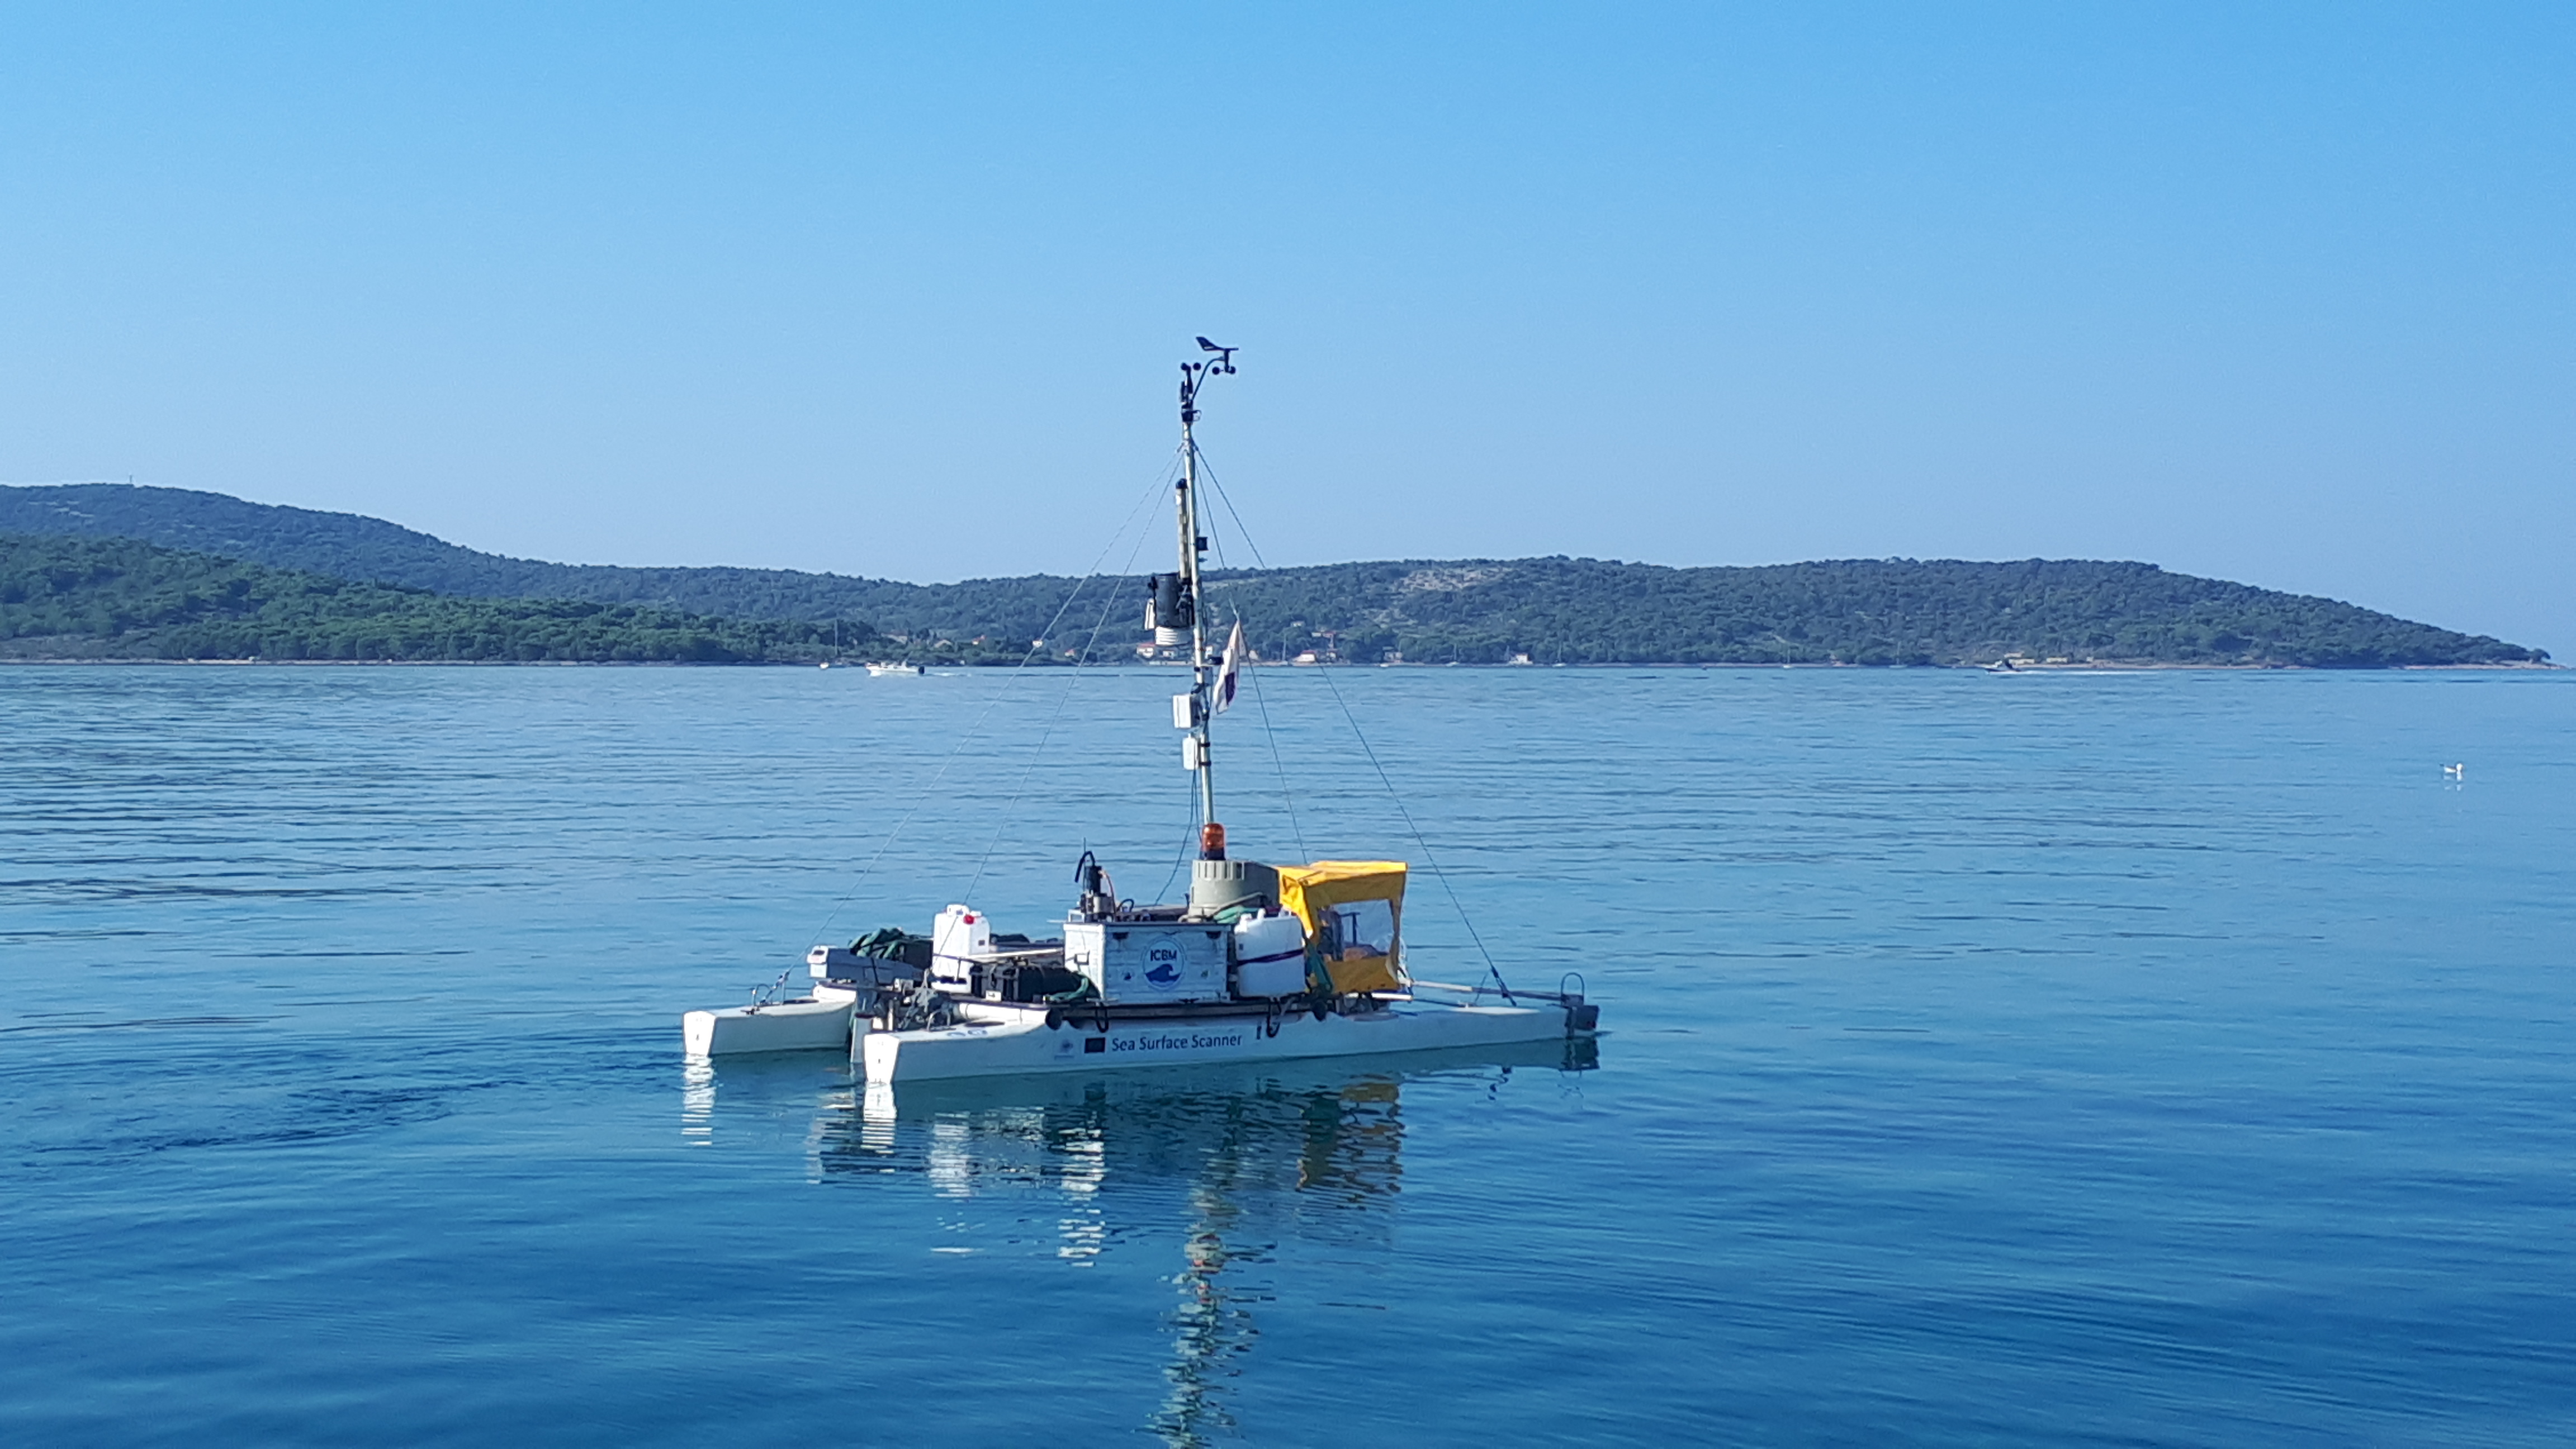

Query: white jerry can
[931,904,991,990]
[1231,908,1309,998]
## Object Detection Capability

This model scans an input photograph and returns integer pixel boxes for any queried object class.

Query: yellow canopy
[1275,861,1407,996]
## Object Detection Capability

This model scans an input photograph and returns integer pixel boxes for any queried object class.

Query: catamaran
[683,341,1599,1082]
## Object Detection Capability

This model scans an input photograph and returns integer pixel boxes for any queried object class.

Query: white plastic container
[1232,909,1309,998]
[931,905,992,990]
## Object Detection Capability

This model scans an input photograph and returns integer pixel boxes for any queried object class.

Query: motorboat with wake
[683,340,1600,1082]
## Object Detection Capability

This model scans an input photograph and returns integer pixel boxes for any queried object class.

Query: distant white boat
[864,661,924,677]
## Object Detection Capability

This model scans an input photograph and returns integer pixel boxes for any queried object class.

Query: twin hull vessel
[686,866,1598,1083]
[681,342,1600,1083]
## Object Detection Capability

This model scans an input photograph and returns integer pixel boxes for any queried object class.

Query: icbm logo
[1144,944,1181,985]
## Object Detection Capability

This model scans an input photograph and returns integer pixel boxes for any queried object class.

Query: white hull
[683,988,856,1058]
[859,998,1575,1083]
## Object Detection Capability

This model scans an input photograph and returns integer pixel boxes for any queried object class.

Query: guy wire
[1195,506,1310,865]
[1196,448,1512,998]
[807,461,1178,948]
[962,491,1165,899]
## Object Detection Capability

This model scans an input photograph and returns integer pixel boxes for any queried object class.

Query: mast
[1174,339,1235,834]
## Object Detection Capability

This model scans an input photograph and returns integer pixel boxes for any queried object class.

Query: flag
[1214,619,1244,714]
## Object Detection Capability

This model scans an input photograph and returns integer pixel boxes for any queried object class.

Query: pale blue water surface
[4,665,2572,1447]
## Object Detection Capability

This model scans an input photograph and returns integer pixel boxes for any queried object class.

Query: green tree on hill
[0,535,882,664]
[0,498,2549,669]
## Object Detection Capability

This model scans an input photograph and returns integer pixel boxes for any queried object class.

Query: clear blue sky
[4,3,2569,652]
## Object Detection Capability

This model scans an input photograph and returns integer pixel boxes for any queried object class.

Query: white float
[859,996,1573,1084]
[681,986,857,1058]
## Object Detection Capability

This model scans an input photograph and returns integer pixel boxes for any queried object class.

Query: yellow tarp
[1275,861,1407,996]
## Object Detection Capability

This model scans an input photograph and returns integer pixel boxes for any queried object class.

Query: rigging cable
[1194,482,1311,865]
[962,485,1168,899]
[806,462,1180,948]
[1239,636,1311,865]
[1194,446,1514,1000]
[1152,768,1202,905]
[1305,659,1515,1001]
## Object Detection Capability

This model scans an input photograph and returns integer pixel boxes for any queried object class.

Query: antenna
[1177,340,1235,426]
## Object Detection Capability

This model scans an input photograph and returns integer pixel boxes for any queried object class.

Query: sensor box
[1064,919,1228,1004]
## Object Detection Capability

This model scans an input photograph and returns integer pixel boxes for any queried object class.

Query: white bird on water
[2443,763,2465,779]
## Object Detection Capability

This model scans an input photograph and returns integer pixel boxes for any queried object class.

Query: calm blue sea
[4,665,2572,1447]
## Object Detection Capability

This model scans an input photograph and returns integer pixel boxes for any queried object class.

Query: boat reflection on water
[682,1039,1597,1446]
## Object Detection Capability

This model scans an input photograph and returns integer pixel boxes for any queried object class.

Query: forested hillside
[0,482,960,622]
[0,535,886,663]
[0,484,2546,666]
[1200,558,2547,667]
